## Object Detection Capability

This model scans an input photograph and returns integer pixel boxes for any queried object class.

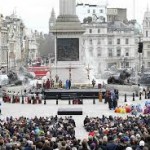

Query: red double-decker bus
[28,66,49,78]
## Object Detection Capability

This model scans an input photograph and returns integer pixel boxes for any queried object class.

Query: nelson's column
[50,0,88,84]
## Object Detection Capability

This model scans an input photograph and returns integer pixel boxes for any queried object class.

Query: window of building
[147,51,150,57]
[100,9,103,13]
[88,9,90,13]
[108,63,116,69]
[125,48,129,56]
[117,39,120,44]
[89,29,92,33]
[108,38,112,45]
[83,39,85,45]
[89,39,92,45]
[98,29,100,33]
[147,45,150,48]
[146,31,148,37]
[125,38,129,44]
[98,63,101,73]
[97,39,101,45]
[89,47,93,56]
[93,9,95,13]
[108,48,113,57]
[148,62,150,67]
[97,47,101,57]
[125,62,129,68]
[10,43,14,52]
[116,48,121,57]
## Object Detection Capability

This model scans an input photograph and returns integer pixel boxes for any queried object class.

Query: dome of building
[144,10,150,19]
[134,22,142,34]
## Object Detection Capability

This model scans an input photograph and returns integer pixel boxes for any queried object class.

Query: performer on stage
[59,80,62,88]
[92,79,96,88]
[68,79,71,89]
[51,79,54,88]
[46,79,51,89]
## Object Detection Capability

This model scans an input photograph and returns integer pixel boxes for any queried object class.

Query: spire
[49,8,56,23]
[49,8,56,33]
[147,1,149,12]
[11,7,17,18]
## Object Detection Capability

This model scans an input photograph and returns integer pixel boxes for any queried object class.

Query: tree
[37,33,55,57]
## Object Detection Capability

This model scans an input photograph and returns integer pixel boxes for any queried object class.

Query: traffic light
[138,42,143,53]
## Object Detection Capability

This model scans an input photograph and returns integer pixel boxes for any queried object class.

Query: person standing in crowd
[108,91,113,110]
[104,90,110,104]
[111,89,118,109]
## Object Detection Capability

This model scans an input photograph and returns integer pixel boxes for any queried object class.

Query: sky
[0,0,149,33]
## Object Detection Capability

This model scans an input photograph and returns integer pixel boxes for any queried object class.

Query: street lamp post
[49,57,52,80]
[6,49,8,73]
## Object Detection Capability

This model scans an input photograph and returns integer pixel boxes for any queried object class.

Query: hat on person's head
[126,147,133,150]
[139,140,145,146]
[103,136,108,142]
[88,135,93,140]
[27,140,33,145]
[108,136,113,141]
[136,134,141,139]
[123,136,130,142]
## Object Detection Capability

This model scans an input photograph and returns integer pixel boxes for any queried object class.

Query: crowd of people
[84,115,150,150]
[0,114,149,150]
[2,91,43,104]
[104,89,119,110]
[0,116,76,150]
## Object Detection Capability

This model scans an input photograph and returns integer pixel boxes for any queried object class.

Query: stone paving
[0,88,150,140]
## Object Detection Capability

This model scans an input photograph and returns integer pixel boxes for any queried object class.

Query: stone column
[59,0,76,15]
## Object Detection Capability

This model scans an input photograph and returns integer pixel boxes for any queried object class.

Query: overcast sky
[0,0,149,33]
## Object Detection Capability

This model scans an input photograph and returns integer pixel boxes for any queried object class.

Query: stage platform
[42,88,106,100]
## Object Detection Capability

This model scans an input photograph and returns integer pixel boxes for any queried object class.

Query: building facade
[76,2,107,23]
[6,13,25,70]
[0,14,9,72]
[24,29,39,66]
[81,20,141,77]
[107,8,127,22]
[142,7,150,70]
[0,12,40,71]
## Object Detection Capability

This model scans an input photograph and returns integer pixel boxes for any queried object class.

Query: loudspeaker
[57,108,83,115]
[138,42,143,53]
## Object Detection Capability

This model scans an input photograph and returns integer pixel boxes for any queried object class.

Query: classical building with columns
[6,13,25,69]
[49,0,142,80]
[142,7,150,70]
[0,12,26,71]
[82,20,141,77]
[0,12,40,71]
[24,29,39,66]
[76,2,142,78]
[0,14,8,71]
[76,2,107,23]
